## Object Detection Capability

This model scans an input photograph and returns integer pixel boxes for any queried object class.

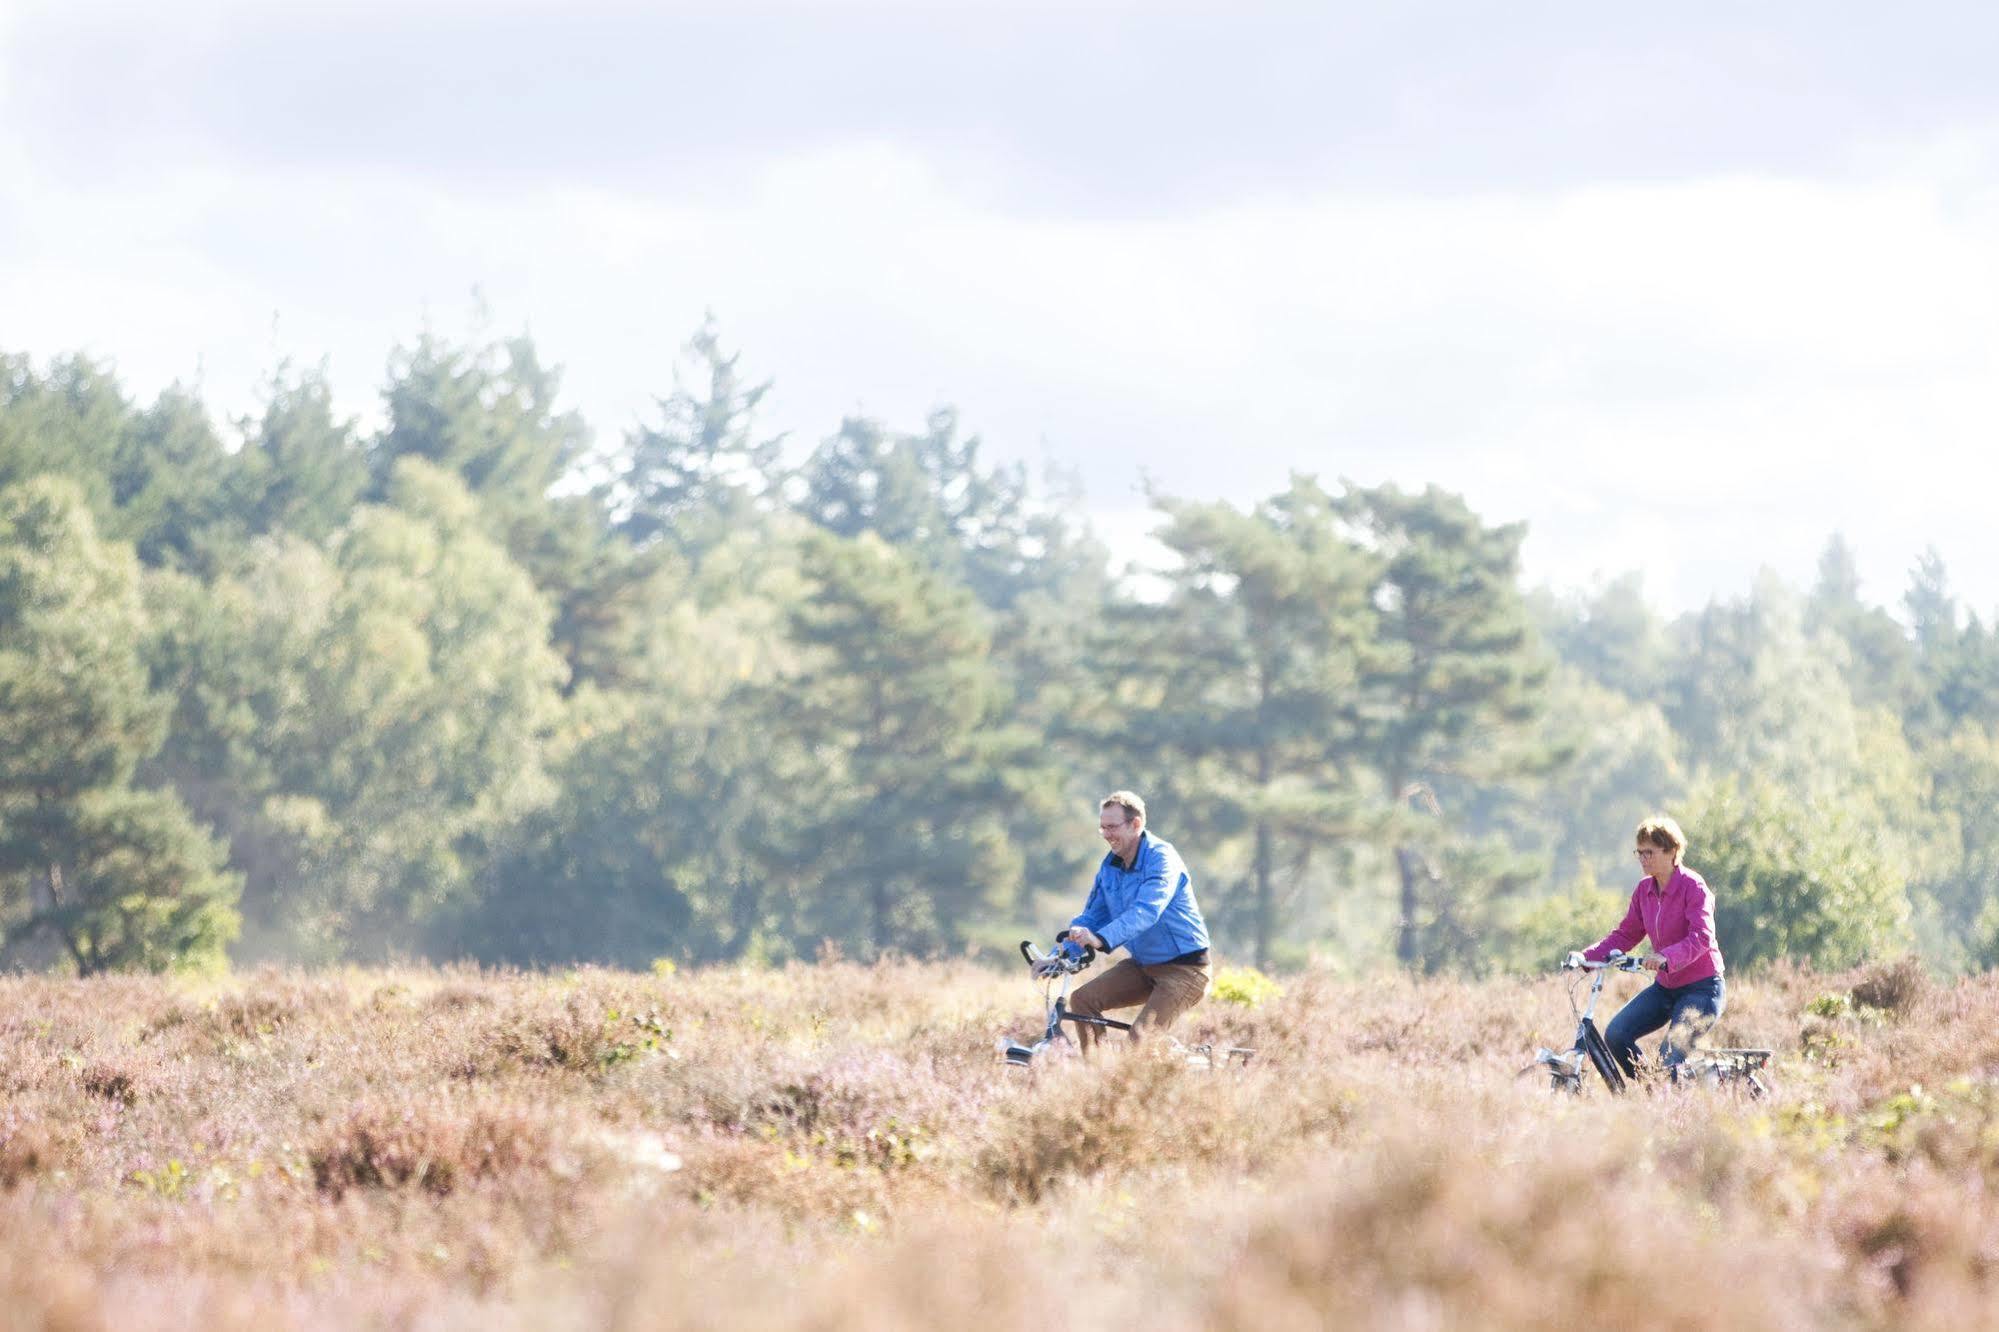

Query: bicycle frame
[1533,952,1644,1093]
[997,940,1257,1068]
[1683,1047,1774,1097]
[996,940,1134,1066]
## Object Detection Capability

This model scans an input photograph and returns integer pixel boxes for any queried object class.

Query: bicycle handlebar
[1020,939,1096,975]
[1562,950,1646,973]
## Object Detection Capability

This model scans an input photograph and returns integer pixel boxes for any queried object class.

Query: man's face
[1099,807,1143,860]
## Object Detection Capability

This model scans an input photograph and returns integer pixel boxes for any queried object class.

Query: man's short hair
[1636,814,1686,859]
[1100,791,1147,823]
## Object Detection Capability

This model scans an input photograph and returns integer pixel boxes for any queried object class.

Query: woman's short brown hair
[1635,815,1686,859]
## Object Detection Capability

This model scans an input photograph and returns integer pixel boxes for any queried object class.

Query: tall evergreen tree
[1342,483,1557,968]
[1535,572,1667,700]
[798,410,1042,610]
[236,364,369,543]
[1806,535,1920,717]
[107,385,245,571]
[1899,550,1999,735]
[770,531,1032,953]
[371,333,587,505]
[372,330,618,691]
[0,477,238,972]
[609,317,784,557]
[0,352,129,512]
[1102,477,1379,967]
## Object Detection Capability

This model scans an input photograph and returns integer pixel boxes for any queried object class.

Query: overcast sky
[5,1,1999,615]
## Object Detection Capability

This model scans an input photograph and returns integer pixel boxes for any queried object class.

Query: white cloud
[6,125,1999,614]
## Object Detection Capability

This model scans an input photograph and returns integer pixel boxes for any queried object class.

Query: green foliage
[1516,666,1687,891]
[372,333,587,507]
[1534,572,1669,700]
[0,476,164,796]
[1341,482,1559,968]
[1689,776,1911,970]
[235,364,368,543]
[773,531,1032,953]
[4,335,1993,977]
[1668,573,1873,800]
[1492,880,1627,976]
[0,477,238,972]
[42,787,240,974]
[105,385,246,572]
[149,461,565,957]
[798,410,1044,611]
[0,353,127,511]
[608,316,783,557]
[443,684,798,967]
[1807,535,1921,716]
[1117,477,1380,967]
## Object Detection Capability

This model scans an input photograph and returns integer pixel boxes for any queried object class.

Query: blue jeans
[1603,975,1725,1078]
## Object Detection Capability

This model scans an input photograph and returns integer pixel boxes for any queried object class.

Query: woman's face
[1635,841,1674,878]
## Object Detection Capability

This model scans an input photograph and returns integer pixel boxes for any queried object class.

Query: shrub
[0,1111,52,1189]
[78,1063,139,1106]
[1852,955,1930,1015]
[1690,777,1911,969]
[1209,966,1284,1008]
[307,1094,558,1199]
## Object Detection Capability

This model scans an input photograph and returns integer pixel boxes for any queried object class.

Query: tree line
[0,324,1988,975]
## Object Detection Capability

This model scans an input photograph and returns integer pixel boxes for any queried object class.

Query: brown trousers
[1065,957,1212,1054]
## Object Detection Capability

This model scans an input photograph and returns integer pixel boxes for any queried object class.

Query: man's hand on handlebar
[1063,927,1105,952]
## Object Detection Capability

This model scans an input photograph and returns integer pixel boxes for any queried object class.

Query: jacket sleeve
[1583,887,1647,961]
[1095,847,1176,952]
[1656,877,1718,973]
[1070,872,1111,937]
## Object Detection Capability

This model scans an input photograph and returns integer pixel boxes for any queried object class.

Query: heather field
[0,957,1993,1330]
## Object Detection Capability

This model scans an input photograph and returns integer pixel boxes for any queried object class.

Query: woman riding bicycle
[1567,815,1725,1080]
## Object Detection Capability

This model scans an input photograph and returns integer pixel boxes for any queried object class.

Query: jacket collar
[1647,864,1688,895]
[1105,830,1150,873]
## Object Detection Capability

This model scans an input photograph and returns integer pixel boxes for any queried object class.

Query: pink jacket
[1584,865,1724,986]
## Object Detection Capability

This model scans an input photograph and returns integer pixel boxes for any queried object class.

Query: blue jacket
[1070,832,1210,964]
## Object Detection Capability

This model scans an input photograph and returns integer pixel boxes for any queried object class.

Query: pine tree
[1103,477,1379,967]
[0,353,129,512]
[1341,483,1556,968]
[771,531,1032,953]
[237,364,369,543]
[0,477,238,972]
[609,317,784,557]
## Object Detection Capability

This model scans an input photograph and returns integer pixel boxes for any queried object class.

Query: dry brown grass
[0,957,1996,1327]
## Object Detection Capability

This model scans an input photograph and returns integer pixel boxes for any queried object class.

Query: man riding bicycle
[1050,791,1212,1055]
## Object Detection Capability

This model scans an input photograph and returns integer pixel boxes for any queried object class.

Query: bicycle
[1530,951,1773,1097]
[1531,950,1643,1093]
[996,939,1253,1069]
